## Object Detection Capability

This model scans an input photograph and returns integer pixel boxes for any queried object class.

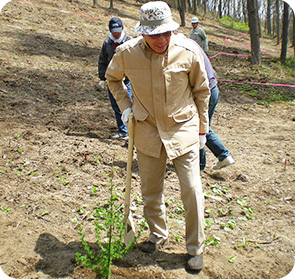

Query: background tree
[293,10,295,57]
[177,0,186,26]
[203,0,207,16]
[255,0,262,37]
[242,0,248,23]
[280,1,290,62]
[193,0,197,15]
[219,0,222,18]
[247,0,261,64]
[266,0,272,35]
[276,0,280,45]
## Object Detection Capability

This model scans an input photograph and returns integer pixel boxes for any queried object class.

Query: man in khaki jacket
[106,1,210,271]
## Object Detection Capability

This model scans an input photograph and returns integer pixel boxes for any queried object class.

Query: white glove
[99,80,105,88]
[121,107,132,126]
[199,134,207,149]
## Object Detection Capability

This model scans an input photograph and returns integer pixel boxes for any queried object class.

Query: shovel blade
[124,212,135,246]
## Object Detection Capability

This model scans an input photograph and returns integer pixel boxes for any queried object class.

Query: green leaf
[41,210,49,216]
[1,207,10,212]
[237,198,247,207]
[229,256,236,263]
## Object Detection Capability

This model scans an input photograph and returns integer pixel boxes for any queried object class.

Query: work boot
[187,253,204,271]
[140,240,168,253]
[213,155,235,170]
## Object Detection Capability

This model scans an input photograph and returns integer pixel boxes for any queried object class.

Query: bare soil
[0,0,295,279]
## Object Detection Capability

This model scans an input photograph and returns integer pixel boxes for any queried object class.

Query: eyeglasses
[148,31,171,39]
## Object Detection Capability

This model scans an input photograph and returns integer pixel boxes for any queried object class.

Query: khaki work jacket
[106,34,210,159]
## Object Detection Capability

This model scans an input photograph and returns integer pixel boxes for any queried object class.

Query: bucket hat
[191,17,199,23]
[134,1,179,35]
[109,17,123,33]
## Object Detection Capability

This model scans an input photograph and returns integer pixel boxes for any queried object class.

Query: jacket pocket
[133,103,149,121]
[172,104,197,123]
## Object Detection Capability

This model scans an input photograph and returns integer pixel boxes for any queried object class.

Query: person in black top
[98,18,132,140]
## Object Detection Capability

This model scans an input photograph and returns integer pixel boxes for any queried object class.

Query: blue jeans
[108,79,132,135]
[200,85,230,170]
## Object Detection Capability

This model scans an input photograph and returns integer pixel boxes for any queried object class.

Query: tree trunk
[188,0,192,12]
[255,0,261,37]
[276,0,280,45]
[266,0,271,35]
[178,0,186,27]
[219,0,222,18]
[243,0,248,24]
[192,0,197,14]
[280,2,290,62]
[203,1,207,16]
[272,8,275,36]
[247,0,261,64]
[293,11,295,57]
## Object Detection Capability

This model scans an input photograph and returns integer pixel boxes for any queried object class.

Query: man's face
[112,32,122,40]
[142,31,172,54]
[192,23,198,29]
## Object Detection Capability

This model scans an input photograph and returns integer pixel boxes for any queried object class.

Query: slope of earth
[0,0,294,279]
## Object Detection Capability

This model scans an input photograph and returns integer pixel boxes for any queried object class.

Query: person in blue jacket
[176,33,234,171]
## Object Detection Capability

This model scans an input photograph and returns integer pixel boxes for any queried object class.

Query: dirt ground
[0,0,295,279]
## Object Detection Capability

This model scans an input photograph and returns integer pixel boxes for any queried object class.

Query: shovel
[123,113,136,246]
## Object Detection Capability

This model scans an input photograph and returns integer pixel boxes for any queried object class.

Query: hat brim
[110,27,123,33]
[134,20,179,35]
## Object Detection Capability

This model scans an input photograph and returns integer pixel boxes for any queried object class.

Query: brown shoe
[187,253,204,271]
[140,240,168,253]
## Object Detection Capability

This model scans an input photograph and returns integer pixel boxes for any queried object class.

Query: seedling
[227,219,236,229]
[56,176,69,186]
[205,235,220,246]
[228,256,236,263]
[212,185,222,195]
[76,168,142,278]
[176,218,184,223]
[165,197,175,207]
[221,219,236,231]
[175,202,185,214]
[236,236,250,248]
[237,198,254,219]
[205,208,214,217]
[134,191,144,205]
[174,235,181,242]
[1,207,10,212]
[217,206,226,216]
[91,186,100,194]
[237,198,247,207]
[41,210,49,216]
[205,219,213,228]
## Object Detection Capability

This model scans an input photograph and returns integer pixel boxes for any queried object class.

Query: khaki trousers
[137,144,205,256]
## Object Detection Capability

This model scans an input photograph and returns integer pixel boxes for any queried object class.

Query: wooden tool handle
[124,113,134,223]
